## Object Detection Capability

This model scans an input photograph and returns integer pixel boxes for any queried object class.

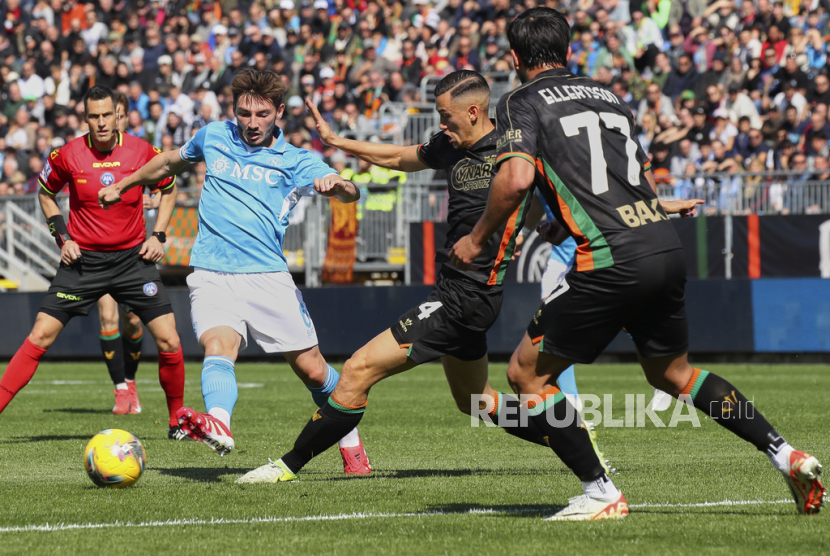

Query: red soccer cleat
[783,450,825,515]
[175,407,235,456]
[340,435,371,475]
[127,381,141,414]
[112,389,130,415]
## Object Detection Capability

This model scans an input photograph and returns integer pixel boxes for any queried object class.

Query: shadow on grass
[1,434,92,443]
[424,503,563,518]
[153,467,253,483]
[43,408,112,414]
[319,467,569,482]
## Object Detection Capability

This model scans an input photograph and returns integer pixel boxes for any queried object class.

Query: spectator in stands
[595,32,633,77]
[662,53,697,101]
[771,81,807,117]
[687,106,713,146]
[774,53,810,93]
[638,82,676,126]
[733,116,753,161]
[745,127,774,170]
[711,108,738,151]
[694,51,727,100]
[627,10,663,72]
[726,82,762,129]
[671,137,701,175]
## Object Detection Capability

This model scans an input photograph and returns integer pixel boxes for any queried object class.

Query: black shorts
[528,249,689,364]
[390,267,502,364]
[39,246,173,326]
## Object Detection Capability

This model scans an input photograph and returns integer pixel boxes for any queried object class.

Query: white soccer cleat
[543,493,629,521]
[782,450,825,514]
[236,458,298,484]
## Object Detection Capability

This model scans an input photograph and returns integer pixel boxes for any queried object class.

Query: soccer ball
[84,429,146,488]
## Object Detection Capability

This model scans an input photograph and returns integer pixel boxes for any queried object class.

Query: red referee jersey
[38,132,175,251]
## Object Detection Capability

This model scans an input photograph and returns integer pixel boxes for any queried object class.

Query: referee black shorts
[39,245,173,326]
[528,249,689,364]
[390,267,503,364]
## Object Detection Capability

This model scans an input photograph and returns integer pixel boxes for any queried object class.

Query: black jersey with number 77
[494,68,681,272]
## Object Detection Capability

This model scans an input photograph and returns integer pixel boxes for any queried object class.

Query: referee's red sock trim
[0,339,47,414]
[158,346,185,426]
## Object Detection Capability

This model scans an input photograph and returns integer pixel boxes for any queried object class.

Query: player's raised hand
[305,97,336,145]
[60,240,82,265]
[313,174,349,197]
[449,234,481,270]
[139,235,165,263]
[98,183,123,209]
[660,198,704,218]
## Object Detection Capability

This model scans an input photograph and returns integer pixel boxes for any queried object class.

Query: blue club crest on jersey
[100,172,115,186]
[143,282,158,296]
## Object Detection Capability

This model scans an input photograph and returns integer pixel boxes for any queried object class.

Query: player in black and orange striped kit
[0,86,188,440]
[450,7,824,520]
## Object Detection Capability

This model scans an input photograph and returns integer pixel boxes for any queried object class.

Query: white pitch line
[0,499,794,534]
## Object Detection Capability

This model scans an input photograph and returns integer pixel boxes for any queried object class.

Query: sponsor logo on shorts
[299,302,313,329]
[100,172,115,186]
[56,292,83,301]
[143,282,158,296]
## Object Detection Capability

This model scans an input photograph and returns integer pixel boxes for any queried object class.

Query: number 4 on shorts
[417,302,443,320]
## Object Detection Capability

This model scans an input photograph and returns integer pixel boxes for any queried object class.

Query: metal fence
[3,171,830,290]
[655,171,830,216]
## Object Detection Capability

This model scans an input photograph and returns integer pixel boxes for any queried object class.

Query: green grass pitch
[0,362,826,555]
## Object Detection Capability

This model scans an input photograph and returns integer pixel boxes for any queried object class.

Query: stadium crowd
[1,0,830,214]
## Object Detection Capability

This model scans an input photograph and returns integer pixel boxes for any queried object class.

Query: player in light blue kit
[99,68,372,474]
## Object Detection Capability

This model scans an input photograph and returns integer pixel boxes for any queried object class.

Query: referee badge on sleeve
[143,282,158,296]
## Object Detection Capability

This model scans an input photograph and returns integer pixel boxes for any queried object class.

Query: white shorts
[540,256,573,299]
[187,269,318,353]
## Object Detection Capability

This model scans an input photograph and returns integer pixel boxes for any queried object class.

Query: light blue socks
[201,355,238,424]
[306,365,339,407]
[557,365,579,399]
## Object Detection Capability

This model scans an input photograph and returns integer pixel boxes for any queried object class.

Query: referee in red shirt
[0,86,188,439]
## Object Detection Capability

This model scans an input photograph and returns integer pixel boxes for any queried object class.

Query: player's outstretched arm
[660,198,705,217]
[314,174,361,203]
[644,168,704,218]
[99,149,189,208]
[306,97,427,173]
[450,157,535,269]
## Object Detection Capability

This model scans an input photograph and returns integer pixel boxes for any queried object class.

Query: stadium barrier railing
[2,171,830,290]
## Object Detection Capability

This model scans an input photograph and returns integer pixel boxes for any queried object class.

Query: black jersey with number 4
[417,128,533,286]
[495,68,681,272]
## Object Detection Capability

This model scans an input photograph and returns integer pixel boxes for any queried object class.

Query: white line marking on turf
[0,500,793,533]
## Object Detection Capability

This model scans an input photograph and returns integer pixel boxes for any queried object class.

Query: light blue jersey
[542,200,577,266]
[180,121,337,273]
